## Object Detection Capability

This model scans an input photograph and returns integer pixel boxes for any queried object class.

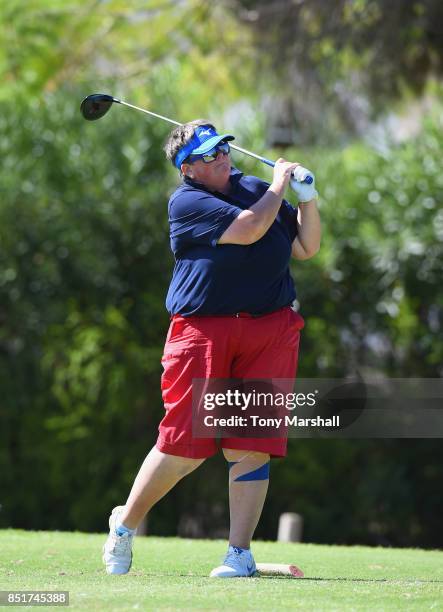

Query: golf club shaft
[115,98,182,127]
[116,99,272,164]
[114,98,309,181]
[113,98,312,183]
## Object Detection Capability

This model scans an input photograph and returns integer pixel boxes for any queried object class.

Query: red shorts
[157,307,304,459]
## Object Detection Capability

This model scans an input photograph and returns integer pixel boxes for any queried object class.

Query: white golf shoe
[102,506,135,575]
[210,546,257,578]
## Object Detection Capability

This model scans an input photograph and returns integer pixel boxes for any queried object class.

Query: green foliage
[290,108,443,378]
[226,0,443,142]
[0,1,256,120]
[0,86,173,529]
[263,439,442,548]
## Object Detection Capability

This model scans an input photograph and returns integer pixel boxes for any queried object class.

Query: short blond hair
[164,119,216,167]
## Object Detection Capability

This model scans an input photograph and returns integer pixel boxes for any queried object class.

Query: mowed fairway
[0,530,442,611]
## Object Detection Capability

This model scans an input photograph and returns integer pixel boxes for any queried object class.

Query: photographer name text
[203,414,340,428]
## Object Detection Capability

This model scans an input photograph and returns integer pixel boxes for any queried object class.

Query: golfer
[103,120,321,577]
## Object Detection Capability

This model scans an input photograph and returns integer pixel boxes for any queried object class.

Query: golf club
[80,94,313,184]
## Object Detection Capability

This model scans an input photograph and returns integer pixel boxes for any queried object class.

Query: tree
[0,0,256,121]
[224,0,443,143]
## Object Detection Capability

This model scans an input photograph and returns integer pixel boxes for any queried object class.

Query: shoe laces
[111,532,132,555]
[223,548,245,568]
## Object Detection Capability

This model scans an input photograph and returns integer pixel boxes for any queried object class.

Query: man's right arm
[218,159,299,246]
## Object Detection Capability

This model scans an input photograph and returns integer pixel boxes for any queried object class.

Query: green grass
[0,531,442,611]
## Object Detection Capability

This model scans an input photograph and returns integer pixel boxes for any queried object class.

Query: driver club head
[80,94,116,121]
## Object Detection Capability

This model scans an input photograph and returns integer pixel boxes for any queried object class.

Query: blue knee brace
[228,461,270,482]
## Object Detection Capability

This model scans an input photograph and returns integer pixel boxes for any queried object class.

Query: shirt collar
[183,167,244,193]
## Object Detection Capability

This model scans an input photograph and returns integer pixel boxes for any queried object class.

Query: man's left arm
[291,199,321,260]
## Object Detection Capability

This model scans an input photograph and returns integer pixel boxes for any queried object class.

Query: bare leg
[223,449,270,549]
[120,446,205,529]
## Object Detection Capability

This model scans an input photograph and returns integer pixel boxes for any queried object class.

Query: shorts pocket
[291,309,305,331]
[277,309,304,348]
[160,347,210,406]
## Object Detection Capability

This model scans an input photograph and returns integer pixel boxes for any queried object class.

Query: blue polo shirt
[166,167,298,315]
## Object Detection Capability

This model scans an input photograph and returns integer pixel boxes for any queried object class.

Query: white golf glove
[290,166,318,202]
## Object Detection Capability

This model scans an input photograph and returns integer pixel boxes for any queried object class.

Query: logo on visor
[198,128,213,137]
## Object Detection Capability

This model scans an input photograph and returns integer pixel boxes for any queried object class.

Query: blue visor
[174,126,235,168]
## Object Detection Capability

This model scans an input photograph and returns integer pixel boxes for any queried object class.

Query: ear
[181,163,193,178]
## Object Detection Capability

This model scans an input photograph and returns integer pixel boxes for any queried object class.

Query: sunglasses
[186,142,231,164]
